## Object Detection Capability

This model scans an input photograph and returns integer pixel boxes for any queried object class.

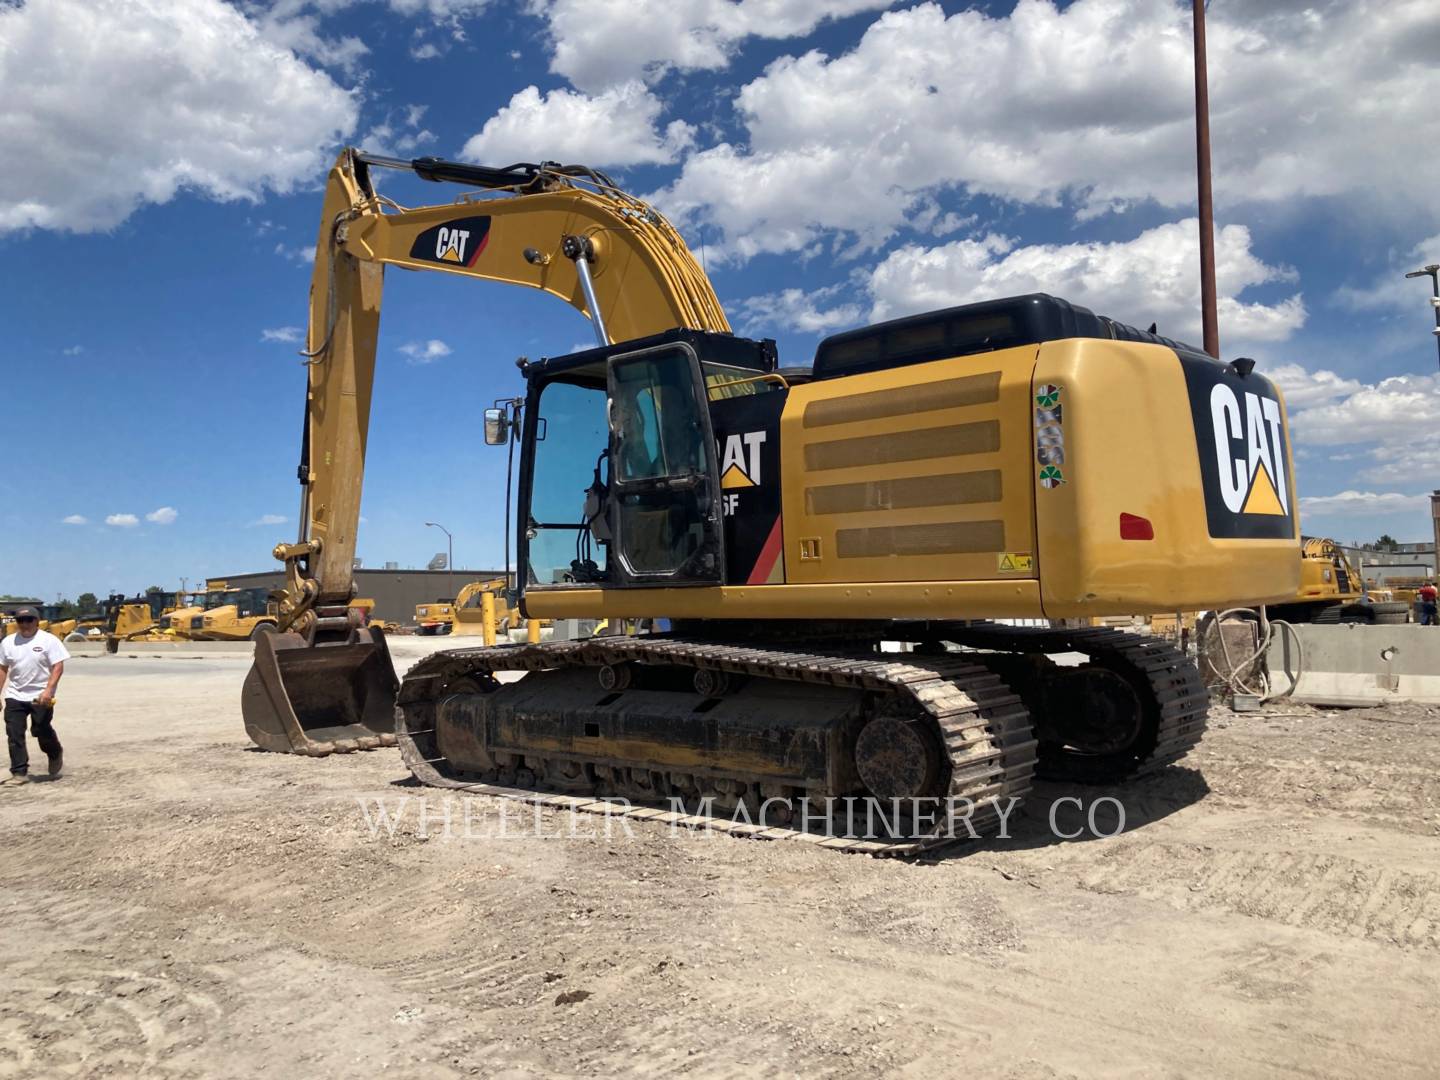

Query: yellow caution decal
[998,552,1034,573]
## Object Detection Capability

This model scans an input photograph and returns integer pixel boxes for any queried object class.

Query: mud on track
[2,643,1438,1078]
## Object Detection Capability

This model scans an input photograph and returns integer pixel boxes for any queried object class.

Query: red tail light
[1120,513,1154,540]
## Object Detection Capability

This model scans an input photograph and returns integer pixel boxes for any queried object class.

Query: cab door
[605,342,725,587]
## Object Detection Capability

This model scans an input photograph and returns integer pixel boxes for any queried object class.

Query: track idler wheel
[853,718,945,800]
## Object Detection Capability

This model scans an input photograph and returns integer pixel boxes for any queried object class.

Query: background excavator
[1269,537,1410,624]
[241,148,1301,851]
[416,579,539,640]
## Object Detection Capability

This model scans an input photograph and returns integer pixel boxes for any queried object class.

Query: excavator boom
[243,148,728,755]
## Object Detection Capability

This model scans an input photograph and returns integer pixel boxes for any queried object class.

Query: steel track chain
[395,636,1038,856]
[939,623,1209,780]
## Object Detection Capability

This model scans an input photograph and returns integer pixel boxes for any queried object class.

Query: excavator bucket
[242,627,400,755]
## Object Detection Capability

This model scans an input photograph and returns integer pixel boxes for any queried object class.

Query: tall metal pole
[1193,0,1220,359]
[1404,264,1440,372]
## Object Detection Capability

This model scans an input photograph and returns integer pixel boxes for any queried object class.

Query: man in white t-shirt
[1,607,69,786]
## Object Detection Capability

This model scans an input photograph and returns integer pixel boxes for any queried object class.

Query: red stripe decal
[465,231,491,267]
[746,517,784,585]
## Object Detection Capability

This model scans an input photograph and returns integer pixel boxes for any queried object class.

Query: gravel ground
[2,641,1438,1078]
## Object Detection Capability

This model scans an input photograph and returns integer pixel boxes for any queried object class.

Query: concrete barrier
[67,640,255,657]
[1267,623,1440,707]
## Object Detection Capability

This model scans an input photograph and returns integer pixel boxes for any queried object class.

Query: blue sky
[3,0,1439,601]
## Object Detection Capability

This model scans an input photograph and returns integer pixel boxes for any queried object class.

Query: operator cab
[501,329,780,593]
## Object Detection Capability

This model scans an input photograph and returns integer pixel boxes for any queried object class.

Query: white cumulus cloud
[250,0,499,73]
[1299,491,1433,518]
[866,219,1305,345]
[0,0,359,234]
[735,285,864,337]
[360,103,437,157]
[145,506,178,525]
[399,339,453,364]
[106,513,139,528]
[654,0,1440,260]
[1289,372,1440,448]
[262,326,304,344]
[531,0,897,92]
[1277,366,1440,486]
[462,83,695,167]
[62,514,88,525]
[274,243,316,265]
[249,513,289,527]
[1266,364,1365,411]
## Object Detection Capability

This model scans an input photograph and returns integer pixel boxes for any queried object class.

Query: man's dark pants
[5,699,62,776]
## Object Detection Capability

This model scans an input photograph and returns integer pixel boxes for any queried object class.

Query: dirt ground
[2,640,1439,1079]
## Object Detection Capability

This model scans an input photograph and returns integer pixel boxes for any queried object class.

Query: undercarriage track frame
[396,635,1037,856]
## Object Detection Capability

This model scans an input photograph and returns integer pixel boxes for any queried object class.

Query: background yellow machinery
[193,587,279,641]
[158,589,213,638]
[446,579,510,639]
[415,580,538,642]
[412,597,455,635]
[1266,538,1410,624]
[2,604,77,639]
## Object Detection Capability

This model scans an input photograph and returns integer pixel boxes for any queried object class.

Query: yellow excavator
[447,578,514,638]
[1266,537,1410,624]
[241,148,1300,851]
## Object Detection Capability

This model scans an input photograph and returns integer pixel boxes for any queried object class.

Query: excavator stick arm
[245,147,728,755]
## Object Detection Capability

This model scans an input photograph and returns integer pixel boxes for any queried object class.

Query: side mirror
[484,408,509,446]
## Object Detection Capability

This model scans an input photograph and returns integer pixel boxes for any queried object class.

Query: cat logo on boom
[409,215,492,269]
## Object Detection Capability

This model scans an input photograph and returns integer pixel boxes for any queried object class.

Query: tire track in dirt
[1198,757,1440,833]
[1066,839,1440,948]
[0,891,225,1078]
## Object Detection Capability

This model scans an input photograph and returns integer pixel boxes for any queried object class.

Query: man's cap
[11,607,39,620]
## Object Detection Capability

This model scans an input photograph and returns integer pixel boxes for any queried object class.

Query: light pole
[425,521,454,600]
[1403,264,1440,372]
[1192,0,1219,360]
